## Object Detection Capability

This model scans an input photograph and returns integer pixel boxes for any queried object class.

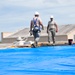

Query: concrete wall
[1,35,68,43]
[1,32,13,38]
[1,32,16,43]
[67,30,75,41]
[2,38,17,43]
[28,35,68,42]
[55,35,68,41]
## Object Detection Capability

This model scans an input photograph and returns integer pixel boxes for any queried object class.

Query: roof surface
[7,24,75,38]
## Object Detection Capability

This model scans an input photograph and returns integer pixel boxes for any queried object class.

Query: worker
[47,15,58,45]
[30,11,44,47]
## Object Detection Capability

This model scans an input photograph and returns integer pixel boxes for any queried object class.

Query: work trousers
[33,30,40,46]
[48,28,56,44]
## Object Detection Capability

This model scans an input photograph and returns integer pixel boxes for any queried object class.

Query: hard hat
[50,15,54,18]
[17,37,22,41]
[34,11,39,15]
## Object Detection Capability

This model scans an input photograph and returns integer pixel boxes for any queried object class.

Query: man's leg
[33,31,36,46]
[33,31,40,47]
[51,29,56,44]
[48,31,51,43]
[35,32,40,46]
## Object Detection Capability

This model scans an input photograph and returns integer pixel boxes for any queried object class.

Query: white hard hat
[17,37,22,41]
[34,11,39,15]
[50,15,54,18]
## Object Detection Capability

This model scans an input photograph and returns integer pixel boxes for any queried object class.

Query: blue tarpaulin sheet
[0,46,75,75]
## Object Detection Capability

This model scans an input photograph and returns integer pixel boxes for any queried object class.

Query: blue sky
[0,0,75,35]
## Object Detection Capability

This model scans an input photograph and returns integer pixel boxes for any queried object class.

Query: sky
[0,0,75,38]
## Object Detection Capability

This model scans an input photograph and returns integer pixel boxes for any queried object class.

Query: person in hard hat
[47,15,58,45]
[30,11,44,47]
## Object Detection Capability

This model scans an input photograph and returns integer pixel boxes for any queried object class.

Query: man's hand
[56,29,58,32]
[47,30,48,33]
[29,30,33,36]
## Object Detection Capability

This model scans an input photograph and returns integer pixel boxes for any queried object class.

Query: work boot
[53,43,55,46]
[48,41,50,45]
[48,41,50,43]
[35,41,38,47]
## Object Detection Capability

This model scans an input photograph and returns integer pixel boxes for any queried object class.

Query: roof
[7,24,75,38]
[57,24,75,35]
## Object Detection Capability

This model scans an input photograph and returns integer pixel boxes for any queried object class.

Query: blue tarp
[0,46,75,75]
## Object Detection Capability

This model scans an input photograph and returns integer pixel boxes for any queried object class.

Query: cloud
[0,0,75,9]
[0,0,44,9]
[0,0,75,33]
[43,0,75,7]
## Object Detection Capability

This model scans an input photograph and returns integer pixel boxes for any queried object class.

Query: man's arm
[47,22,49,33]
[39,20,44,30]
[40,22,44,30]
[30,21,32,31]
[54,22,58,32]
[29,21,33,36]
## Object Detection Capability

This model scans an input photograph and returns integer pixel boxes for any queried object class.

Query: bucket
[68,39,73,45]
